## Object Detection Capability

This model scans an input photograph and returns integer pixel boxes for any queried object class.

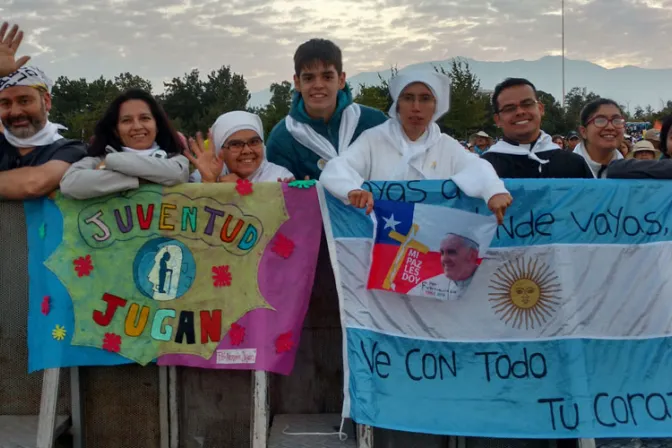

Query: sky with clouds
[2,0,671,93]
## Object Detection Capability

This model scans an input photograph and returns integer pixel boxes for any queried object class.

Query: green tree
[564,87,599,132]
[254,81,293,137]
[353,68,397,112]
[114,72,152,93]
[160,69,206,136]
[537,90,565,135]
[435,59,490,140]
[161,66,249,136]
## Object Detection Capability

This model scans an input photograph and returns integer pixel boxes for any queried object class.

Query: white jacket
[320,120,508,203]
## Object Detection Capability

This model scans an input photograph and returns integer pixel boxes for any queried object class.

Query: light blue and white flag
[319,179,672,439]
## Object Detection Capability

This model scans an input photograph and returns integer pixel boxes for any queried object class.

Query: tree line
[51,60,672,142]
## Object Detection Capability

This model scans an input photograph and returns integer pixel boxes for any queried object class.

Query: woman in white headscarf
[319,71,512,223]
[188,111,293,183]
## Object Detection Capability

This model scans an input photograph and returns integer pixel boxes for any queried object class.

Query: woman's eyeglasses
[586,116,626,129]
[225,137,263,152]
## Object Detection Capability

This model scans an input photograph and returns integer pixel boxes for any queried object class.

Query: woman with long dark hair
[60,89,189,199]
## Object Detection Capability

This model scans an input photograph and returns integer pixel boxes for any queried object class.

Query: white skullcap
[388,71,451,122]
[211,111,264,151]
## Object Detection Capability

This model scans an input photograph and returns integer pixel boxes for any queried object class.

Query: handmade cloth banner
[26,181,322,374]
[320,178,672,439]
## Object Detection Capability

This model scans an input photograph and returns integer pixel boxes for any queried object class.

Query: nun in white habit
[188,111,293,183]
[319,71,512,223]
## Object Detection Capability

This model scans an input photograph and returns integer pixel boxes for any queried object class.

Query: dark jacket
[0,134,86,171]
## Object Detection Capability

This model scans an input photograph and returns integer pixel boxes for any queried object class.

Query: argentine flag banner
[319,179,672,438]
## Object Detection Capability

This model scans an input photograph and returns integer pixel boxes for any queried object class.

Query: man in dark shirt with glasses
[482,77,592,179]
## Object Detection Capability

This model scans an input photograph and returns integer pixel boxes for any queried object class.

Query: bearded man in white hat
[0,22,85,199]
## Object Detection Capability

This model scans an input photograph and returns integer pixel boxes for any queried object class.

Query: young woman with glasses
[573,98,626,178]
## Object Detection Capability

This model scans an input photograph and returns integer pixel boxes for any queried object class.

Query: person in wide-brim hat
[627,140,660,160]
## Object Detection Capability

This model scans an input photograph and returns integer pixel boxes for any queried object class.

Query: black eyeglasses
[224,137,263,153]
[497,99,539,115]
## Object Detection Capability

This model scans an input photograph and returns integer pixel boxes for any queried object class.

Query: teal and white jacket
[266,86,388,180]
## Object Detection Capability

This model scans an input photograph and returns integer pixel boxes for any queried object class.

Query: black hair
[552,134,564,141]
[660,115,672,158]
[88,89,182,157]
[579,98,624,127]
[294,39,343,76]
[491,78,538,113]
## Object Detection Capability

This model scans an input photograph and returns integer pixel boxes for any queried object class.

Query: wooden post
[159,366,169,448]
[251,371,269,448]
[70,367,84,448]
[578,439,596,448]
[169,366,179,448]
[36,368,60,448]
[357,424,373,448]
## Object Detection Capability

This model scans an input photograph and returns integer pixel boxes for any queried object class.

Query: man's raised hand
[0,22,31,77]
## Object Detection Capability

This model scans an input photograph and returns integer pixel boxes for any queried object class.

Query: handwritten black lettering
[646,393,671,421]
[360,340,391,379]
[571,208,664,238]
[538,398,579,431]
[594,393,616,427]
[405,349,457,381]
[594,392,672,427]
[476,349,547,381]
[645,212,664,235]
[441,180,460,201]
[406,181,428,203]
[497,211,555,240]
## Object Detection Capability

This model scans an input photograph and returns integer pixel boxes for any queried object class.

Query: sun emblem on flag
[488,257,561,330]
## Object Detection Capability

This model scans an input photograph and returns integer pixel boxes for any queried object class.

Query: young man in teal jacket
[266,39,388,180]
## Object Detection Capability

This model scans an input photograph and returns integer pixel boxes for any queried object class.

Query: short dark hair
[552,134,564,141]
[491,78,537,113]
[88,89,183,158]
[294,39,343,76]
[660,115,672,158]
[579,98,624,127]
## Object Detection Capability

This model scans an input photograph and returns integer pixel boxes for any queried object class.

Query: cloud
[4,0,672,94]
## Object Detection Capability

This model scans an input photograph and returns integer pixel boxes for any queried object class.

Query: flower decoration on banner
[52,325,66,341]
[229,323,246,346]
[102,333,122,353]
[288,179,317,189]
[73,255,94,277]
[275,331,295,354]
[271,233,295,259]
[235,179,254,196]
[41,296,50,316]
[212,265,232,287]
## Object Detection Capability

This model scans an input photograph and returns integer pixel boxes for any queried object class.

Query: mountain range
[247,56,672,113]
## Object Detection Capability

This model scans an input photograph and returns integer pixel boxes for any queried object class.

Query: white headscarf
[388,71,451,122]
[383,71,452,177]
[0,66,65,149]
[191,111,292,183]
